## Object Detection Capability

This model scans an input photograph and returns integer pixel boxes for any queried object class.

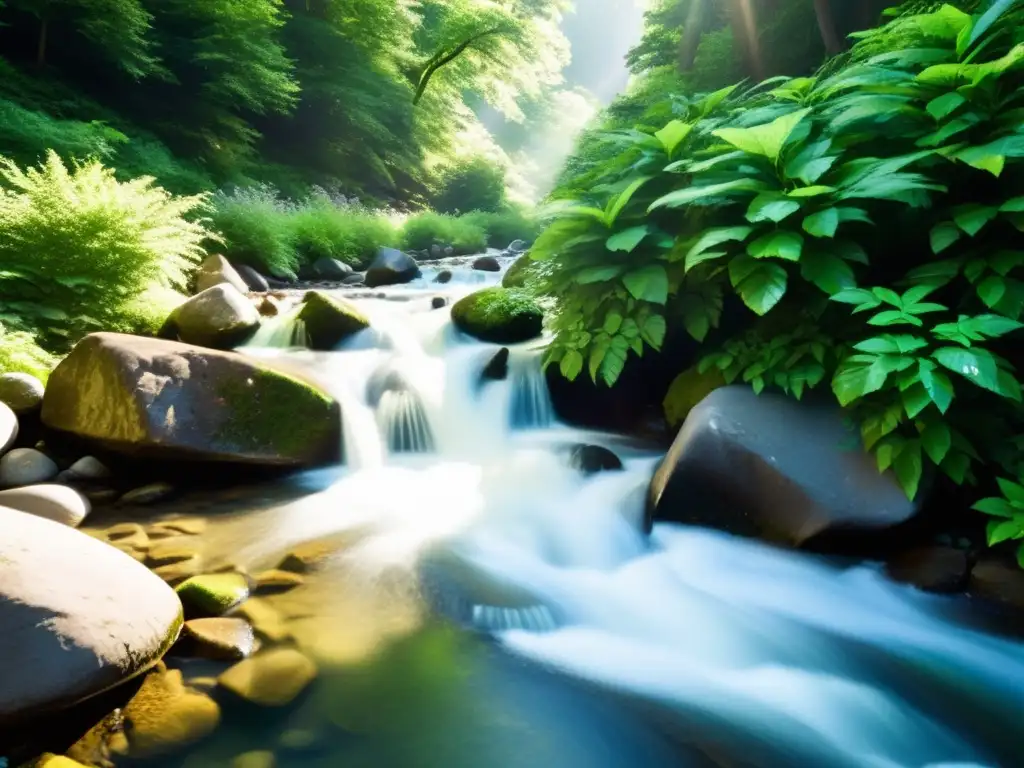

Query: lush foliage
[401,211,488,254]
[535,2,1024,564]
[433,156,507,214]
[208,185,298,279]
[0,151,209,350]
[461,207,541,248]
[0,324,58,381]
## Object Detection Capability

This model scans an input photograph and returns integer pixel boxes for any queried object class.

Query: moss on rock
[176,573,250,618]
[452,287,544,344]
[296,291,370,350]
[501,255,540,289]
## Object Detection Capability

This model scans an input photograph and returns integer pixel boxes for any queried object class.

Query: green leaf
[606,225,651,253]
[930,222,962,254]
[952,204,998,236]
[788,185,835,198]
[997,477,1024,506]
[622,265,669,304]
[684,226,753,271]
[800,251,855,294]
[803,208,840,238]
[654,120,693,158]
[902,384,932,419]
[999,196,1024,213]
[973,497,1017,518]
[560,349,584,381]
[648,178,766,211]
[729,255,788,315]
[712,108,813,163]
[747,231,804,262]
[836,207,872,225]
[832,288,881,310]
[599,335,630,387]
[893,441,923,500]
[967,1,1019,50]
[933,346,1003,395]
[606,176,653,225]
[575,265,624,284]
[977,275,1006,308]
[918,361,954,413]
[603,311,623,335]
[920,421,951,464]
[873,287,903,307]
[965,314,1024,338]
[926,92,966,120]
[987,519,1024,546]
[641,315,666,350]
[746,193,802,223]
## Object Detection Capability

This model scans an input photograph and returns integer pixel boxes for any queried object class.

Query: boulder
[0,372,45,414]
[444,246,454,257]
[434,270,453,284]
[480,347,509,384]
[569,444,623,476]
[969,557,1024,610]
[42,334,341,467]
[501,255,536,288]
[0,447,58,487]
[218,648,317,707]
[430,244,443,258]
[176,573,250,618]
[342,273,365,286]
[62,456,111,482]
[312,257,353,281]
[0,484,90,527]
[452,287,543,344]
[886,546,969,593]
[174,618,256,662]
[646,386,920,544]
[195,255,250,295]
[431,297,448,310]
[296,291,371,350]
[233,264,270,293]
[506,239,529,253]
[472,255,501,272]
[0,401,18,454]
[166,284,261,349]
[364,248,420,288]
[0,508,183,724]
[256,296,280,317]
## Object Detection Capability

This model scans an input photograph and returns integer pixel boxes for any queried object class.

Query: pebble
[175,618,257,662]
[0,372,44,414]
[120,482,175,505]
[63,456,111,481]
[235,598,292,643]
[277,540,338,573]
[147,540,203,568]
[254,569,305,595]
[218,648,317,707]
[154,560,204,586]
[0,484,90,527]
[0,447,58,487]
[176,573,250,618]
[84,488,120,505]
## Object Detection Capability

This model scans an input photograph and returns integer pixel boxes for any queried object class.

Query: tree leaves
[729,256,787,315]
[683,226,752,271]
[803,207,840,238]
[712,108,812,163]
[606,225,650,253]
[747,231,803,261]
[746,194,801,224]
[623,265,669,304]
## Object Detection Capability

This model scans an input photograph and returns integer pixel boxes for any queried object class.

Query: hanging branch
[413,27,505,105]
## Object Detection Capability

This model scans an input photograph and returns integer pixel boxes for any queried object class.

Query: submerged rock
[195,254,250,295]
[0,484,90,527]
[365,247,420,288]
[254,569,304,595]
[0,507,182,724]
[969,557,1024,610]
[569,444,623,476]
[452,287,543,344]
[431,296,448,310]
[342,273,365,286]
[42,333,341,467]
[886,546,968,593]
[218,648,317,707]
[234,263,271,293]
[0,447,58,487]
[0,372,45,414]
[434,269,453,284]
[174,618,257,661]
[472,255,501,272]
[166,284,261,349]
[297,291,371,350]
[647,386,920,544]
[506,239,529,253]
[480,347,510,384]
[176,573,250,618]
[313,257,353,281]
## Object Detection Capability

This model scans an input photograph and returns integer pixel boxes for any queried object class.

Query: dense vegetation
[533,0,1024,567]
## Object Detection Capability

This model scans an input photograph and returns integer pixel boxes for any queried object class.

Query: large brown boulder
[194,254,249,295]
[41,333,341,467]
[165,284,260,349]
[647,386,920,545]
[0,507,183,724]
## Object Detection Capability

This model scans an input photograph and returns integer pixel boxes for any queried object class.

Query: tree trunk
[813,0,844,55]
[37,18,49,67]
[679,0,711,71]
[725,0,764,81]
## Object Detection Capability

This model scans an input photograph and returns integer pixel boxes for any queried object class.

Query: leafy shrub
[289,193,398,269]
[433,156,507,214]
[535,3,1024,563]
[209,185,297,279]
[0,151,210,350]
[401,212,487,254]
[105,285,187,337]
[0,324,58,381]
[461,207,540,249]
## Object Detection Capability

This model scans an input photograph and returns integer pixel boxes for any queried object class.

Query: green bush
[209,185,298,279]
[433,156,507,214]
[0,151,210,351]
[0,324,58,382]
[462,207,540,249]
[536,3,1024,566]
[290,193,398,269]
[105,285,188,337]
[401,211,487,254]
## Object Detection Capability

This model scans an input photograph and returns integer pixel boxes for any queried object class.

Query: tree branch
[413,28,504,105]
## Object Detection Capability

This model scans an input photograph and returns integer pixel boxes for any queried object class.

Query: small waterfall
[246,307,308,349]
[509,351,554,429]
[377,388,436,454]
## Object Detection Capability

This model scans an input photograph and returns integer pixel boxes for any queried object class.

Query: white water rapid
[238,254,1024,768]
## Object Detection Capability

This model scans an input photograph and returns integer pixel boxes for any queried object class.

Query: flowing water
[160,255,1022,768]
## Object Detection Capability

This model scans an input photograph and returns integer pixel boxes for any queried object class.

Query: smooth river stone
[0,507,183,724]
[0,447,58,487]
[218,648,317,707]
[0,484,91,527]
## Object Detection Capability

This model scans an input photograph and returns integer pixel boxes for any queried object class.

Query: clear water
[169,257,1023,768]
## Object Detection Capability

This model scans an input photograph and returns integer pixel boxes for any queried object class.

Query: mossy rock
[176,573,250,618]
[297,291,370,350]
[501,254,539,288]
[451,287,543,344]
[41,334,341,467]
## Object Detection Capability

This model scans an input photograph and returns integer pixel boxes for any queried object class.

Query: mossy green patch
[501,255,539,289]
[214,365,339,462]
[176,573,250,618]
[297,291,371,350]
[452,287,544,344]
